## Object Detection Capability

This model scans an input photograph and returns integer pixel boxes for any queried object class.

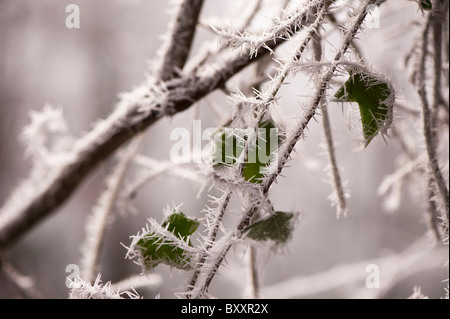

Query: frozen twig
[213,0,323,57]
[416,13,449,219]
[78,0,207,280]
[154,0,204,81]
[260,237,444,298]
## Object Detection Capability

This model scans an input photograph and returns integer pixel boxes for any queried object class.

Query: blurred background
[0,0,448,298]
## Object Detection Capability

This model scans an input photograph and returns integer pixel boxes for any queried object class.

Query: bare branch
[155,0,204,81]
[417,13,449,219]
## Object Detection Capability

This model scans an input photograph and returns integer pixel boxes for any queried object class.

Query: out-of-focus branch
[156,0,204,81]
[260,238,445,299]
[313,29,348,219]
[431,0,449,118]
[0,255,42,299]
[247,246,260,299]
[417,13,449,220]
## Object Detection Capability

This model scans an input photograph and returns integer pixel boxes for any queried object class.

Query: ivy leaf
[213,118,283,183]
[136,235,192,270]
[334,68,394,147]
[243,120,283,183]
[134,211,199,270]
[162,211,199,242]
[213,128,244,165]
[419,0,432,10]
[243,211,295,246]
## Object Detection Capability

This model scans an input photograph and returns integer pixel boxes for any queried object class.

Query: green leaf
[135,211,199,270]
[334,68,394,147]
[243,211,295,246]
[137,235,192,270]
[162,211,200,241]
[420,0,432,10]
[213,118,283,183]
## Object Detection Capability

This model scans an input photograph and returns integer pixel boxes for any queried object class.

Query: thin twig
[426,177,442,242]
[0,254,43,299]
[80,134,144,283]
[313,29,348,218]
[247,246,260,299]
[156,0,204,81]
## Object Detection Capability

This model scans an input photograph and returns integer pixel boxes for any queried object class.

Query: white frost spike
[68,273,140,299]
[212,0,323,57]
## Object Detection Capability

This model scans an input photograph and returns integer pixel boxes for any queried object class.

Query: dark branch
[157,0,204,81]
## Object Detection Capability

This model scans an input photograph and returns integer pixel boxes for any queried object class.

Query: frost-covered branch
[416,12,449,219]
[68,273,140,299]
[213,0,325,56]
[155,0,204,81]
[246,246,260,299]
[187,189,232,294]
[262,0,378,222]
[110,273,162,293]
